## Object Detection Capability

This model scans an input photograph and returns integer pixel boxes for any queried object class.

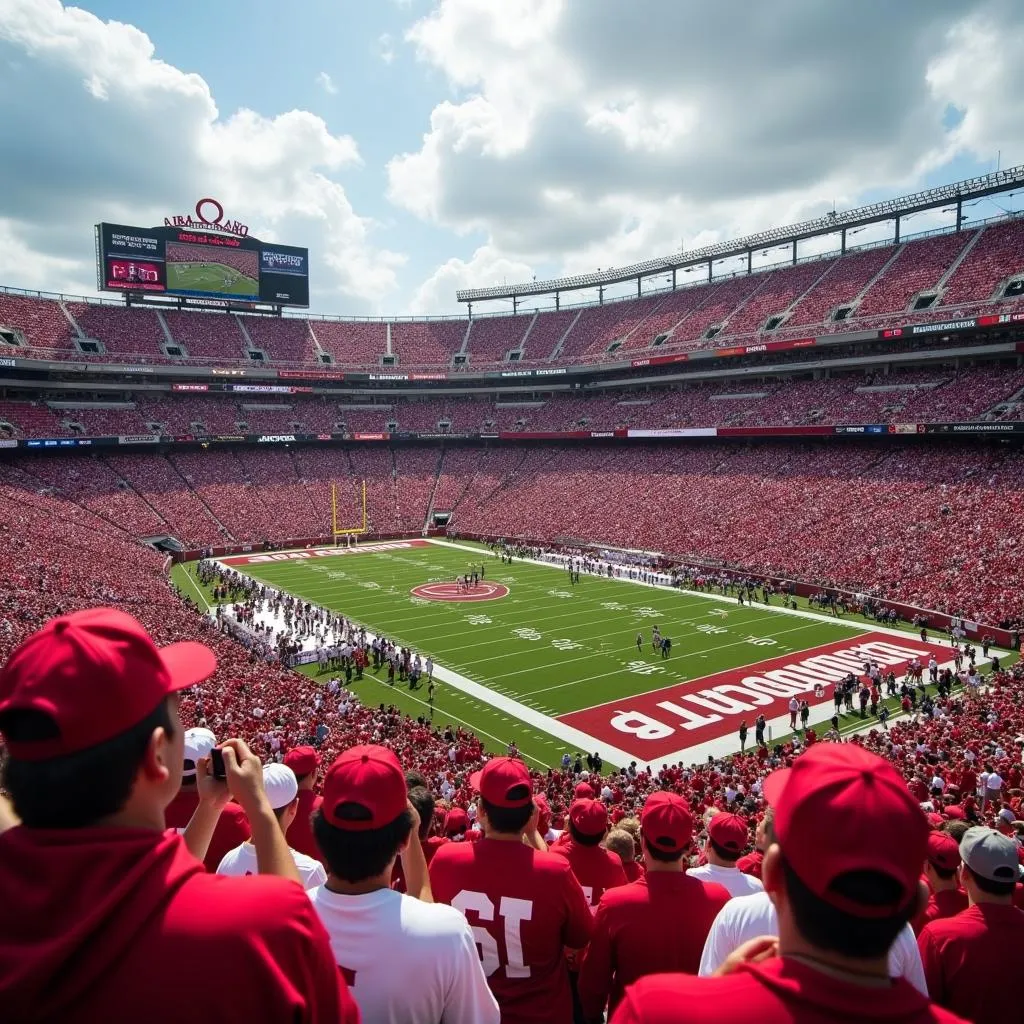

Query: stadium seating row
[2,218,1024,369]
[2,440,1022,627]
[2,365,1022,439]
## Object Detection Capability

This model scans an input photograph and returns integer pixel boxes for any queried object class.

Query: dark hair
[710,838,742,863]
[407,785,435,840]
[928,863,957,883]
[781,855,912,958]
[943,821,970,843]
[481,795,533,835]
[1,700,176,829]
[312,807,414,883]
[964,864,1016,898]
[641,832,685,863]
[294,770,314,786]
[568,820,604,847]
[405,769,428,791]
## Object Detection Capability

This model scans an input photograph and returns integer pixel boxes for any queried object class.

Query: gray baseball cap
[960,827,1019,884]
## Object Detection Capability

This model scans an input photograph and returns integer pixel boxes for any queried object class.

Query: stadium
[2,4,1023,1020]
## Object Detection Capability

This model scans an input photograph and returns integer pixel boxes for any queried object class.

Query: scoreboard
[95,213,309,308]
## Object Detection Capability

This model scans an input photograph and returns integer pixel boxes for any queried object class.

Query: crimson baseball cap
[763,744,927,918]
[470,757,533,808]
[0,607,216,762]
[641,791,694,853]
[708,812,748,854]
[570,798,608,837]
[444,807,470,835]
[322,745,408,831]
[574,781,595,799]
[284,745,321,776]
[926,832,961,872]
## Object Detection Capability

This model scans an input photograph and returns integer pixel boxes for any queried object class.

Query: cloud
[315,70,338,94]
[0,0,404,310]
[406,244,534,314]
[392,0,1024,302]
[378,33,396,64]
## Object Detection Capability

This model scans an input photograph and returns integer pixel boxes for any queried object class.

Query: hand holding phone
[209,746,227,781]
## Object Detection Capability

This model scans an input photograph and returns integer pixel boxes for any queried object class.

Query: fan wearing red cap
[910,832,968,936]
[307,745,499,1024]
[611,744,968,1024]
[429,757,594,1024]
[0,608,357,1024]
[689,813,763,898]
[918,827,1024,1023]
[577,791,731,1020]
[282,745,325,865]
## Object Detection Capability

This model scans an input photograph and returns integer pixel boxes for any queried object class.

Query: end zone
[558,632,958,764]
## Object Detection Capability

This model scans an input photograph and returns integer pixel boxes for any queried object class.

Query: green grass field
[177,538,977,769]
[166,260,259,298]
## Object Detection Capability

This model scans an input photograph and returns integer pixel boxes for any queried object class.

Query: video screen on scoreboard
[97,223,309,307]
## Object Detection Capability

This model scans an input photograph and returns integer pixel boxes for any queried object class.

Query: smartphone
[210,747,227,781]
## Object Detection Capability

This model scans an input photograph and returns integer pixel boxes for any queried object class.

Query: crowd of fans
[2,439,1024,1020]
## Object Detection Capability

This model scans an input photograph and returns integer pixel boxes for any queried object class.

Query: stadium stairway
[936,227,985,291]
[547,309,584,361]
[422,448,445,533]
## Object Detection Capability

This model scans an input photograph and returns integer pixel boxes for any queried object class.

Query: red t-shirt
[0,826,359,1023]
[610,957,967,1023]
[911,888,969,936]
[918,903,1024,1021]
[549,839,628,910]
[429,837,593,1024]
[622,860,644,882]
[285,788,324,865]
[578,871,731,1019]
[164,788,251,873]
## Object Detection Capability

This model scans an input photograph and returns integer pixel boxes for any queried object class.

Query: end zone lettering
[559,632,954,760]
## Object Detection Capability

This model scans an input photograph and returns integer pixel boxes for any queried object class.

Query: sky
[1,0,1024,317]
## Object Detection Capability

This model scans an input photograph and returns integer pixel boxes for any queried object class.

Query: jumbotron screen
[96,223,309,307]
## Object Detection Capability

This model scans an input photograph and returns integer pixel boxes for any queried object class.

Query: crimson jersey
[164,788,250,873]
[549,839,628,909]
[429,837,593,1024]
[285,789,324,865]
[611,958,967,1024]
[918,904,1024,1022]
[911,888,969,936]
[578,872,730,1019]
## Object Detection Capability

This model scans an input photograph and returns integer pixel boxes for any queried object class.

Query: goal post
[331,480,368,544]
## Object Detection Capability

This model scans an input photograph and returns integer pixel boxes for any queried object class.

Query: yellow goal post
[331,480,368,544]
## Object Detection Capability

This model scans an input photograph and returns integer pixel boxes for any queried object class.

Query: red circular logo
[195,197,225,226]
[411,582,510,603]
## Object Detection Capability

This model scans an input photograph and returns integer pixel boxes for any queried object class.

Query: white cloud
[406,245,534,314]
[0,0,404,310]
[377,33,395,64]
[315,70,338,94]
[393,0,1024,304]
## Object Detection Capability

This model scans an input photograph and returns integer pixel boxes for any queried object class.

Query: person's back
[307,744,497,1024]
[0,607,355,1024]
[429,757,593,1024]
[0,826,347,1023]
[549,798,627,908]
[918,828,1024,1023]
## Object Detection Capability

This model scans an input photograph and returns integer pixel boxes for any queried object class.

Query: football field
[184,538,974,770]
[166,261,259,298]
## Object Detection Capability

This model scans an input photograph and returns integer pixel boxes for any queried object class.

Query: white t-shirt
[307,885,499,1024]
[687,863,765,898]
[986,772,1004,793]
[216,842,327,889]
[697,891,927,995]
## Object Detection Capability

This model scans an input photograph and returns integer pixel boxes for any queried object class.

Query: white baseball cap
[183,727,217,777]
[263,763,299,810]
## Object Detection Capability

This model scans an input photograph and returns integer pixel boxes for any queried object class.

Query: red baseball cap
[284,745,321,776]
[570,798,608,837]
[574,781,595,799]
[0,607,216,762]
[534,792,552,830]
[470,757,533,808]
[763,744,927,918]
[944,805,966,820]
[926,832,961,872]
[641,791,694,853]
[925,812,945,830]
[322,745,408,831]
[708,812,749,855]
[444,807,470,835]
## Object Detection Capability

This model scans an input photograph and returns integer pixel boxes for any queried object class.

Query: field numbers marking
[466,614,493,625]
[551,638,583,652]
[512,627,542,641]
[696,624,728,635]
[624,660,666,676]
[746,635,778,646]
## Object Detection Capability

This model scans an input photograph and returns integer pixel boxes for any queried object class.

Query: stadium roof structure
[456,165,1024,309]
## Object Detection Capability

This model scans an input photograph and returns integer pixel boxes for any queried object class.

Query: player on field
[429,757,594,1024]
